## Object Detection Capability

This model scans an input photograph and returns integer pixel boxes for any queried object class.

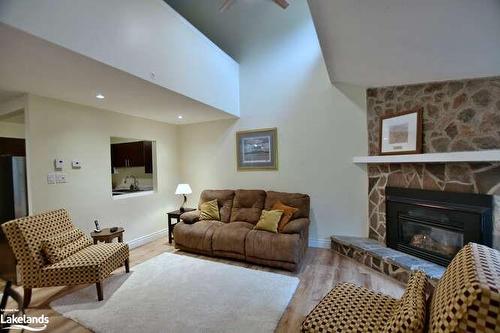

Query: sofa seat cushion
[230,189,266,224]
[212,222,253,256]
[40,243,129,287]
[173,220,223,253]
[245,230,301,264]
[301,283,399,333]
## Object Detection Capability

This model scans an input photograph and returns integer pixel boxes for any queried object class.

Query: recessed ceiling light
[177,115,183,119]
[96,93,105,99]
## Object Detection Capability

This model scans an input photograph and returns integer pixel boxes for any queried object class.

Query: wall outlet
[55,173,67,183]
[71,160,82,169]
[47,172,56,184]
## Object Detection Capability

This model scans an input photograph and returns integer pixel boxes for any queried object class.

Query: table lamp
[175,184,192,212]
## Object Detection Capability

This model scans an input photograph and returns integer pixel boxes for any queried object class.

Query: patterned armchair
[1,209,129,307]
[429,243,499,333]
[301,270,427,332]
[302,243,500,333]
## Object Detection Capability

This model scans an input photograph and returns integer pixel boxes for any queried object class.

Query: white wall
[308,0,500,86]
[25,95,180,245]
[0,0,239,116]
[0,121,24,138]
[178,1,368,247]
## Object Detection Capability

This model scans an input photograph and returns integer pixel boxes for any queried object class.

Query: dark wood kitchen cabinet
[111,141,153,173]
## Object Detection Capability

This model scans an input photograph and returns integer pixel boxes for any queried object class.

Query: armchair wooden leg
[23,288,32,308]
[124,259,130,273]
[96,282,103,301]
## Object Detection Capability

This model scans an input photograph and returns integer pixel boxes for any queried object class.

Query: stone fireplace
[330,76,499,287]
[366,76,500,250]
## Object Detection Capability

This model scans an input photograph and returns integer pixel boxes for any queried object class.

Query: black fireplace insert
[385,187,493,266]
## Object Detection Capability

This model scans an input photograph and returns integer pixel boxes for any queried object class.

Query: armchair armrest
[180,210,201,224]
[281,218,310,234]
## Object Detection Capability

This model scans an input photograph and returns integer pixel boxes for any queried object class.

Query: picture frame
[236,128,278,171]
[379,109,423,155]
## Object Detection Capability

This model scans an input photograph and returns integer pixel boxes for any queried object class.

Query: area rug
[51,252,299,333]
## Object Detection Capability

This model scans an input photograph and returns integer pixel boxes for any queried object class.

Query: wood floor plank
[2,238,405,333]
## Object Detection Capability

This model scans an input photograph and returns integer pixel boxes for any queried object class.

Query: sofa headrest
[199,190,235,223]
[265,191,310,219]
[230,189,266,224]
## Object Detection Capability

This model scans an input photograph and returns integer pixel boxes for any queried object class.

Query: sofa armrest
[180,210,201,224]
[281,218,310,234]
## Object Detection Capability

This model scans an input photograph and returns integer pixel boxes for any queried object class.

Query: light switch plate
[54,158,64,170]
[47,172,56,184]
[56,173,67,183]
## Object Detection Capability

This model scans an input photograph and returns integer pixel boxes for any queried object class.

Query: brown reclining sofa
[173,189,310,271]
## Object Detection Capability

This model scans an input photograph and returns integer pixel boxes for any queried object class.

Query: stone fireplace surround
[366,76,500,250]
[331,76,500,287]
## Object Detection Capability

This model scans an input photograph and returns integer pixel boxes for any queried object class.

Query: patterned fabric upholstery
[301,282,399,332]
[42,228,92,264]
[429,243,500,333]
[301,271,427,333]
[382,271,427,333]
[1,209,129,289]
[40,243,129,287]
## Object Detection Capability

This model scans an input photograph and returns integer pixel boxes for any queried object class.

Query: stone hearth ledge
[331,235,445,288]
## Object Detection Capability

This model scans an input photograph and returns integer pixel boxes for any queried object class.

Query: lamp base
[179,194,187,213]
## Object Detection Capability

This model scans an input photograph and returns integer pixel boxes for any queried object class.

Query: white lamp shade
[175,183,192,195]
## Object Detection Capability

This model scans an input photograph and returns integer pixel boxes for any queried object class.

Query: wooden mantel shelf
[353,150,500,164]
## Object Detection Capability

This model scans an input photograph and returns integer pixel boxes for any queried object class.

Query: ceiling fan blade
[273,0,290,9]
[219,0,235,12]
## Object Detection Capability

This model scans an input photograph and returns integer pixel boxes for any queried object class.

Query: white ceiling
[308,0,500,87]
[0,90,23,103]
[0,23,236,124]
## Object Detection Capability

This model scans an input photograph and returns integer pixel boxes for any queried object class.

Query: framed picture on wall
[379,109,423,155]
[236,128,278,171]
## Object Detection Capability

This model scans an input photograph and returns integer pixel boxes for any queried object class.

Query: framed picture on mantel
[379,109,423,155]
[236,128,278,171]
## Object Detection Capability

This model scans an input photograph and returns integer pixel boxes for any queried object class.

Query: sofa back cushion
[199,199,221,221]
[382,270,427,333]
[230,189,266,224]
[42,228,92,264]
[265,191,310,219]
[429,243,500,333]
[199,190,235,223]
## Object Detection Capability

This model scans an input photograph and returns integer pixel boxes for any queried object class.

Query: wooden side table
[91,227,124,244]
[167,208,195,244]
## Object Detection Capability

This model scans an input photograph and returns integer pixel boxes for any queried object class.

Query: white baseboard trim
[309,237,331,249]
[127,228,168,249]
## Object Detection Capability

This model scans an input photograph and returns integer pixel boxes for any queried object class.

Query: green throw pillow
[200,199,220,220]
[254,210,284,233]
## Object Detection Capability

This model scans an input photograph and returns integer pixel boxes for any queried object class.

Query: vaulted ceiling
[307,0,500,87]
[168,0,500,87]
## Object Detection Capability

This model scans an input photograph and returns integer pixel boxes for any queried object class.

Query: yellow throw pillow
[254,210,284,233]
[200,199,220,220]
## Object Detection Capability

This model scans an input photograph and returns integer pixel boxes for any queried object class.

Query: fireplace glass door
[399,216,464,260]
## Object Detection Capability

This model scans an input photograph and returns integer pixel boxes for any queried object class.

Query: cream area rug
[51,252,299,333]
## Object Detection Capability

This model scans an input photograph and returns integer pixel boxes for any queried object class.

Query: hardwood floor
[3,239,405,333]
